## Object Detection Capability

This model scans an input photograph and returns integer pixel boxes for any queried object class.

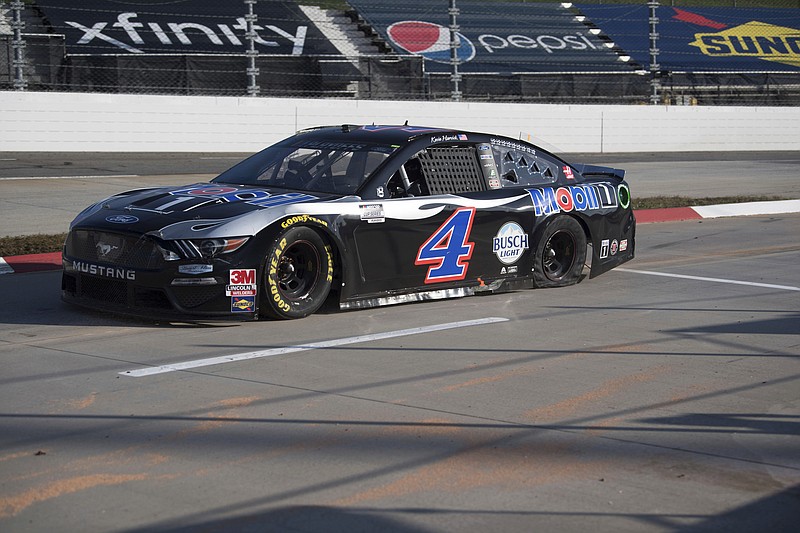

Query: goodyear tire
[532,216,587,288]
[261,226,333,319]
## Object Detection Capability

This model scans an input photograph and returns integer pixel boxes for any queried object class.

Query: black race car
[62,125,635,320]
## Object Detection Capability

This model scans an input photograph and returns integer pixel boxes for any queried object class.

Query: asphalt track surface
[0,152,798,532]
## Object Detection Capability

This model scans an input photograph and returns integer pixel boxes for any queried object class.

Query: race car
[62,124,635,320]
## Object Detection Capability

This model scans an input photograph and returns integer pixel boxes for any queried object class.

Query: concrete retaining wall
[1,91,797,153]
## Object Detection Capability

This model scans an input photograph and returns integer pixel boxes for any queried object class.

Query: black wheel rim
[542,230,576,281]
[276,240,320,300]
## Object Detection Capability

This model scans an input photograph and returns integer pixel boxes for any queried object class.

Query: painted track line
[636,199,800,224]
[617,268,800,292]
[692,199,800,219]
[0,174,139,181]
[120,317,510,377]
[0,252,62,274]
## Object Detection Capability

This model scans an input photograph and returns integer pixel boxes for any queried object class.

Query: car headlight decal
[194,237,250,258]
[158,237,249,260]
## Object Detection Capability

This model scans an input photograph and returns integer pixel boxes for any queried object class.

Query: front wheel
[261,226,333,319]
[533,216,587,288]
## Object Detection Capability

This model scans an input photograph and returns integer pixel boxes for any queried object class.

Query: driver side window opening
[388,157,428,198]
[419,146,487,195]
[388,145,487,198]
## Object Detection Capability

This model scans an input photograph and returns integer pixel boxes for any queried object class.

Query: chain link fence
[2,0,800,105]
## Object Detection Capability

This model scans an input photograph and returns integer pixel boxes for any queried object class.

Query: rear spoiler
[572,164,625,180]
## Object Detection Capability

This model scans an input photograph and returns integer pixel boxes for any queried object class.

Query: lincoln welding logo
[676,8,800,68]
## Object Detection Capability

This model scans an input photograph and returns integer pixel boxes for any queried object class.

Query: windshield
[213,139,394,195]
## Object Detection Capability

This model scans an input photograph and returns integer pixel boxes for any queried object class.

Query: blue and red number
[415,207,476,284]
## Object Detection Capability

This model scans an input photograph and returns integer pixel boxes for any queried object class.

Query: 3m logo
[690,21,800,68]
[230,269,255,285]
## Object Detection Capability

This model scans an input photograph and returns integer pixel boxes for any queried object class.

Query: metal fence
[2,0,800,105]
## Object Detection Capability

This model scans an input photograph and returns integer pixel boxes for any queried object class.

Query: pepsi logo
[387,21,476,64]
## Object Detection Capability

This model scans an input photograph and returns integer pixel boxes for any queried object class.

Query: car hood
[69,182,340,239]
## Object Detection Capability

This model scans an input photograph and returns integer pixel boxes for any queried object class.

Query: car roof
[293,124,473,146]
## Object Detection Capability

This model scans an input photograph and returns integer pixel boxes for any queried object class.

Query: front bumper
[61,258,258,321]
[61,229,260,321]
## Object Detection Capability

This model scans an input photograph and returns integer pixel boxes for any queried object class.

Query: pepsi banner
[36,0,340,56]
[347,1,632,73]
[574,4,800,71]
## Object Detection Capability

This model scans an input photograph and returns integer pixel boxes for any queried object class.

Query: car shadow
[0,270,239,328]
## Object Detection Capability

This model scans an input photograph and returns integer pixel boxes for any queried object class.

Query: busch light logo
[106,215,139,224]
[492,222,529,265]
[387,21,476,64]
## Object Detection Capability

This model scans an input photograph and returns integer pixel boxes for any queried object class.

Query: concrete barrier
[1,90,798,153]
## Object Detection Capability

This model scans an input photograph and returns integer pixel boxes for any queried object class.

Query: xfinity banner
[575,4,800,71]
[36,0,340,56]
[347,1,631,73]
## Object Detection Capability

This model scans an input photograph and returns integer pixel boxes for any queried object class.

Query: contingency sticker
[360,204,385,223]
[231,296,255,313]
[227,269,257,297]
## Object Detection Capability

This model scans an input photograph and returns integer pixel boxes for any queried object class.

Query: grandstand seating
[2,1,798,105]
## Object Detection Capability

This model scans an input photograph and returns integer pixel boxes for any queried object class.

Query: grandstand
[2,0,799,104]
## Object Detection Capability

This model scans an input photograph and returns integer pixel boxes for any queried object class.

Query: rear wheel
[533,216,587,288]
[261,226,333,319]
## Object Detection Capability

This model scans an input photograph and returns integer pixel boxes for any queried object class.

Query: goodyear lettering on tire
[267,237,291,313]
[324,244,333,283]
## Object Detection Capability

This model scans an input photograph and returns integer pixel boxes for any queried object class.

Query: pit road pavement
[0,152,798,532]
[0,213,798,531]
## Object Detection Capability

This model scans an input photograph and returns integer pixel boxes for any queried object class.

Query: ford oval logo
[106,214,139,224]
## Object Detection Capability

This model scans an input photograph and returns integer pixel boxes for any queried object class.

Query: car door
[346,140,535,299]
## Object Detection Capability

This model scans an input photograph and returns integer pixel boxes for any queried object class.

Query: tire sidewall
[261,226,333,319]
[532,216,587,288]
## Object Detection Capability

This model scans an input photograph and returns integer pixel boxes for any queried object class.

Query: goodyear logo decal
[689,21,800,68]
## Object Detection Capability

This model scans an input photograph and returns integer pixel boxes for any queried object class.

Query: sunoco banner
[575,4,800,71]
[347,1,632,73]
[36,0,340,56]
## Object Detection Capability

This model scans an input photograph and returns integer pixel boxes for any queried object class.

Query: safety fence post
[11,0,27,90]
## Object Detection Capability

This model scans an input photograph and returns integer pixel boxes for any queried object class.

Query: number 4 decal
[415,207,476,284]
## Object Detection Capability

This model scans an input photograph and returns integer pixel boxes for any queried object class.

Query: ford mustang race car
[62,125,635,320]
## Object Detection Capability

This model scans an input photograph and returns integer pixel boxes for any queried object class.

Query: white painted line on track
[0,174,140,181]
[692,199,800,219]
[617,268,800,292]
[121,317,510,377]
[0,258,13,275]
